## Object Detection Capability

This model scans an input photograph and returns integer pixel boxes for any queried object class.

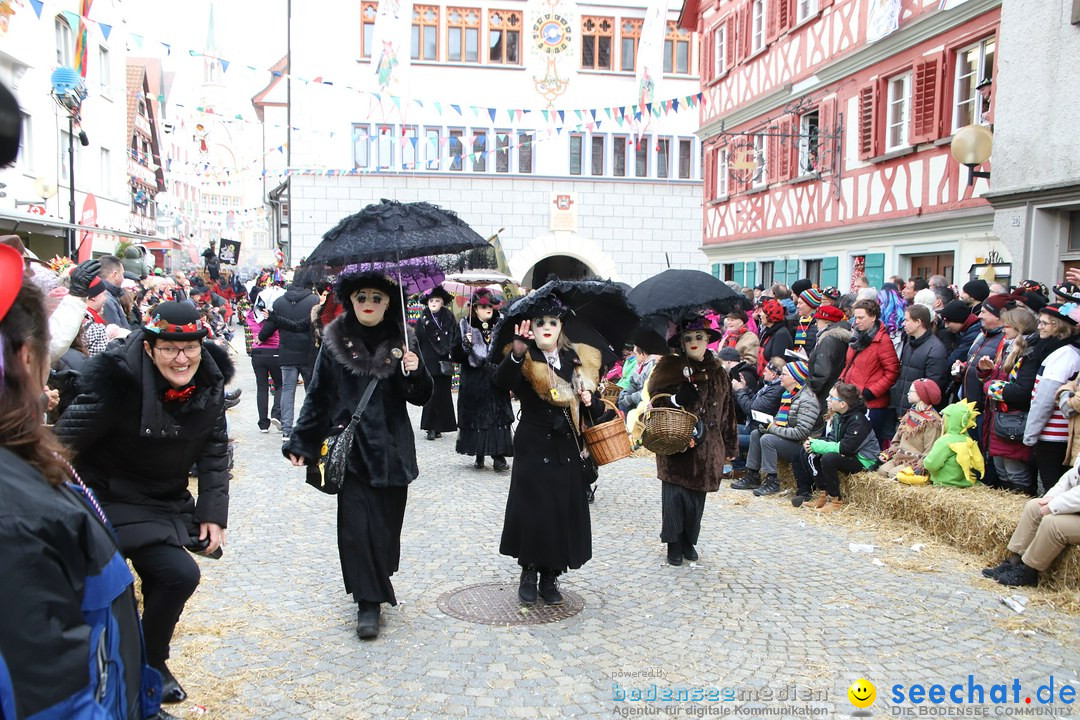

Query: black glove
[862,387,875,401]
[674,382,700,408]
[67,259,102,298]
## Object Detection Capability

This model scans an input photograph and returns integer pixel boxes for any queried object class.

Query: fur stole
[323,313,418,379]
[518,343,602,429]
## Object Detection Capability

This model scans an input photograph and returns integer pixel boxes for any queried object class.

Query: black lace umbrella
[305,199,489,267]
[491,279,639,365]
[627,268,748,320]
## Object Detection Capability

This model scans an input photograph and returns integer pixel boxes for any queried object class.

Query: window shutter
[820,0,833,7]
[777,0,791,33]
[821,256,839,288]
[864,253,886,290]
[911,56,942,144]
[785,259,800,284]
[818,96,836,174]
[702,25,714,81]
[725,15,736,70]
[745,262,757,288]
[857,83,880,160]
[704,145,715,198]
[739,5,753,61]
[711,263,721,279]
[766,0,781,42]
[776,117,793,180]
[733,262,745,286]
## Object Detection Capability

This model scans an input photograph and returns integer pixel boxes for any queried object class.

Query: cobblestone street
[169,349,1080,719]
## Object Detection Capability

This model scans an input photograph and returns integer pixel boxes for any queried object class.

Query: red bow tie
[164,385,196,403]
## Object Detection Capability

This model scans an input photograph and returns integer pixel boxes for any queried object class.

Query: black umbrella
[627,269,748,321]
[303,199,490,353]
[491,279,639,365]
[305,199,489,267]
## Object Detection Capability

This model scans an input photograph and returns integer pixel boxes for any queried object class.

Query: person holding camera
[55,302,233,706]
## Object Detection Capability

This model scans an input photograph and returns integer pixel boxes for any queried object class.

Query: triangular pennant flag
[646,102,653,114]
[590,109,597,120]
[516,109,523,122]
[696,92,704,103]
[615,114,624,127]
[130,34,144,49]
[541,110,550,123]
[574,110,583,121]
[391,96,401,108]
[507,109,515,122]
[433,101,442,114]
[450,104,461,115]
[99,22,112,40]
[415,99,423,108]
[61,10,79,31]
[672,98,680,112]
[596,121,602,130]
[488,108,497,122]
[557,110,565,124]
[28,0,43,18]
[604,108,612,120]
[221,59,230,73]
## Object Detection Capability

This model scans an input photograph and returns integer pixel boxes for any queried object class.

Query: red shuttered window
[857,83,880,160]
[911,56,942,144]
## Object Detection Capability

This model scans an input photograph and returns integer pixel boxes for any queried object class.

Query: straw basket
[582,400,633,465]
[639,393,697,456]
[600,382,622,405]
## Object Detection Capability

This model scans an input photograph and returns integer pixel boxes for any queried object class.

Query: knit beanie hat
[798,288,824,310]
[912,378,942,407]
[760,297,785,324]
[942,300,972,324]
[962,279,990,302]
[786,360,809,386]
[981,293,1014,317]
[85,275,107,299]
[813,305,845,323]
[791,279,813,296]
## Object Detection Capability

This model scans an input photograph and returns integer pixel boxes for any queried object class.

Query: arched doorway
[522,254,596,288]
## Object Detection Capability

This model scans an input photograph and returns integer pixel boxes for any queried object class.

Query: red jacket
[839,324,900,409]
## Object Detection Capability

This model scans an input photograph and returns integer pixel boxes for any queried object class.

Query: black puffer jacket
[808,322,851,403]
[733,377,784,431]
[54,331,233,549]
[891,330,949,411]
[259,284,319,366]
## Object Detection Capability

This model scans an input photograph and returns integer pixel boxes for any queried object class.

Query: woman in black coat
[495,294,605,606]
[285,271,432,640]
[55,301,233,707]
[451,288,513,470]
[415,286,458,440]
[0,261,172,720]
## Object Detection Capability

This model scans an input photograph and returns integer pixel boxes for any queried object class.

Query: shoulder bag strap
[351,378,380,422]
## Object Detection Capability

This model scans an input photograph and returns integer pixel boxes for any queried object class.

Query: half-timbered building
[681,0,1005,290]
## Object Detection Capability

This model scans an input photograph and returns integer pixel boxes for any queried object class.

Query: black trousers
[793,452,863,498]
[659,481,707,545]
[1035,441,1069,496]
[251,351,283,429]
[126,544,201,667]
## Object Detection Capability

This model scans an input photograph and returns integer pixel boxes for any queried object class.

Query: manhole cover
[437,582,585,625]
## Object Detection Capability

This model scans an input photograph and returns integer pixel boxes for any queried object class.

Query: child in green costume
[923,400,984,488]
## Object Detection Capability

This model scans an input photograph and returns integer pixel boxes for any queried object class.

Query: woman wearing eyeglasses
[55,301,234,707]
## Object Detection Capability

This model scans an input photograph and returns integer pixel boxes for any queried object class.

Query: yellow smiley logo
[848,678,876,709]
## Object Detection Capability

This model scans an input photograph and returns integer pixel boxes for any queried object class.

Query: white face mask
[681,331,708,361]
[427,298,444,313]
[351,288,389,327]
[532,316,562,351]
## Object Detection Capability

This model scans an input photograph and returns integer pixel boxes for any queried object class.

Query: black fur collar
[323,314,418,379]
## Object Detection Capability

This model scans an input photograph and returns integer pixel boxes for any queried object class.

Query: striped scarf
[793,317,812,349]
[775,390,795,427]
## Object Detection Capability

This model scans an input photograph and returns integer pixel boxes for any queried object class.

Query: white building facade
[255,0,707,284]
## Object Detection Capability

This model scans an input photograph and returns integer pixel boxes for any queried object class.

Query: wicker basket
[639,393,697,456]
[600,382,622,404]
[582,399,632,466]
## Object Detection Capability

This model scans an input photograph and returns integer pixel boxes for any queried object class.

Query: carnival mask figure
[427,296,444,313]
[531,315,562,352]
[681,330,709,362]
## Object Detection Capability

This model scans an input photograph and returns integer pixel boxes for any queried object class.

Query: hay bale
[776,465,1080,592]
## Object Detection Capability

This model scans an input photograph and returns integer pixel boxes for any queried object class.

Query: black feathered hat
[334,270,399,306]
[421,285,455,304]
[470,287,501,308]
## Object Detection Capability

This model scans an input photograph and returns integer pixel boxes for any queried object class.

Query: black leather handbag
[992,409,1027,443]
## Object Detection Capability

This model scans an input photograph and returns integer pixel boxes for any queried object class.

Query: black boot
[666,542,683,566]
[153,662,187,704]
[356,601,381,639]
[539,570,564,605]
[995,562,1039,587]
[730,470,762,490]
[426,430,437,441]
[474,455,485,469]
[753,474,782,496]
[982,554,1020,579]
[492,455,509,472]
[518,567,538,605]
[682,538,698,561]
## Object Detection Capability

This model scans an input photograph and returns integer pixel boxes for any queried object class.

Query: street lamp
[50,66,88,257]
[950,124,993,187]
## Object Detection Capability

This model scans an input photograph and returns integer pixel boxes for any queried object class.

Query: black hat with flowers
[144,301,209,341]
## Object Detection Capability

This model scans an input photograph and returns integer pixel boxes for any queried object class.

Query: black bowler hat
[144,301,208,341]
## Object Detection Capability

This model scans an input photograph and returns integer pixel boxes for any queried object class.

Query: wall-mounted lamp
[950,124,993,187]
